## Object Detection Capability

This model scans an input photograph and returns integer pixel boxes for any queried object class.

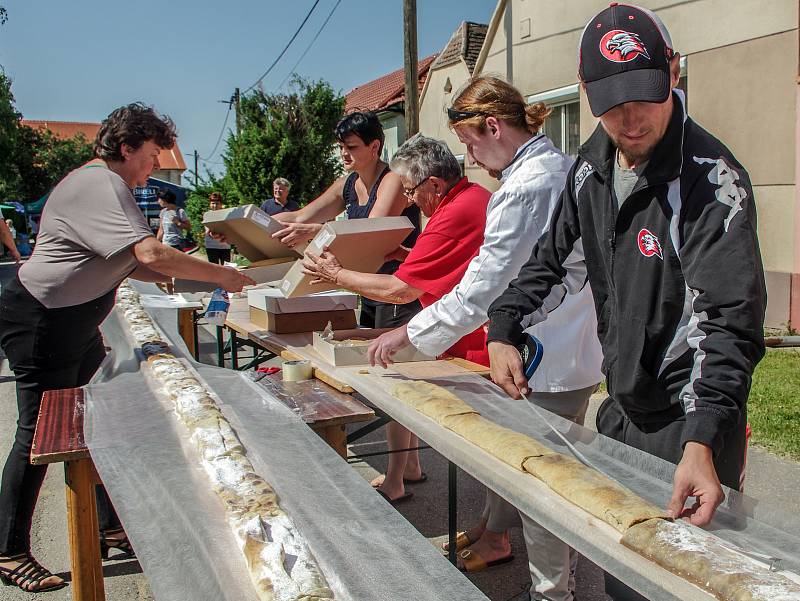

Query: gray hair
[273,177,292,188]
[390,134,462,186]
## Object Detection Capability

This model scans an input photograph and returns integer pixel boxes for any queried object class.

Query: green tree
[224,77,344,206]
[184,170,239,247]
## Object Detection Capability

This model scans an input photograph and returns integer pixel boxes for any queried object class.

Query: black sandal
[99,527,136,561]
[0,552,68,592]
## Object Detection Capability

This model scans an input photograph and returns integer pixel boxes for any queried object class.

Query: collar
[501,134,546,181]
[577,90,687,185]
[431,177,470,216]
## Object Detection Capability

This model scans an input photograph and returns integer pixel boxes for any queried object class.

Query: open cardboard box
[250,308,357,334]
[313,328,434,366]
[173,257,294,293]
[203,204,307,261]
[279,216,414,298]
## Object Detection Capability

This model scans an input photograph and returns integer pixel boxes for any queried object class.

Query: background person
[302,134,492,503]
[485,5,765,599]
[368,77,602,597]
[0,214,20,263]
[205,192,231,264]
[260,177,300,215]
[0,102,253,593]
[156,188,191,251]
[274,111,422,328]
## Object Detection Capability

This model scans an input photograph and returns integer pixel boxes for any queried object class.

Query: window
[528,84,580,158]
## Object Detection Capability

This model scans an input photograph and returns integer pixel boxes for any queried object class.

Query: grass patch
[748,349,800,461]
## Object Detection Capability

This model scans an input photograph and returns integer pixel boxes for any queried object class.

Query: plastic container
[205,288,230,326]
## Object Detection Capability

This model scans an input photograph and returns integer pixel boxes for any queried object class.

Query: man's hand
[488,341,529,399]
[218,267,256,293]
[301,250,342,284]
[272,222,323,248]
[667,442,725,526]
[367,325,411,368]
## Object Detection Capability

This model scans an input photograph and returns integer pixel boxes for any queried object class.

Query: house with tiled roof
[22,120,187,185]
[344,54,437,162]
[418,21,490,186]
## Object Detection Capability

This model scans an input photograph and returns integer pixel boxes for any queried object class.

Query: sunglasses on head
[447,107,488,123]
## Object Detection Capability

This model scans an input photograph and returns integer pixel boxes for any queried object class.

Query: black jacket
[487,93,766,455]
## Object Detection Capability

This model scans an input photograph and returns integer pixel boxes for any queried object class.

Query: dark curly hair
[94,102,177,161]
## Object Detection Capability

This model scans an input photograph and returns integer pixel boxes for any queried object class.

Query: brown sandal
[0,552,67,592]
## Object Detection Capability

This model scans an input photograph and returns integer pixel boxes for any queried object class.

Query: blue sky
[1,0,495,179]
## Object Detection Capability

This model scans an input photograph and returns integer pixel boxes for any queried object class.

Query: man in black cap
[487,4,765,596]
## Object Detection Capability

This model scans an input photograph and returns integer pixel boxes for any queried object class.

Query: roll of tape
[282,359,312,382]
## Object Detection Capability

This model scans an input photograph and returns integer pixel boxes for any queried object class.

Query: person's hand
[206,227,228,244]
[667,442,725,526]
[384,246,410,263]
[272,222,323,248]
[301,250,342,284]
[218,267,256,293]
[488,341,529,399]
[368,325,411,368]
[10,248,21,263]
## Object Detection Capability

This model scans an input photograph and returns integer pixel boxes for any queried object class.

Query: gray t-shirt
[160,206,188,246]
[613,151,648,206]
[19,163,154,308]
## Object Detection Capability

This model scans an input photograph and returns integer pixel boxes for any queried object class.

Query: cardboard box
[247,288,357,314]
[279,216,414,298]
[249,307,357,334]
[173,258,294,293]
[203,204,306,261]
[312,328,434,366]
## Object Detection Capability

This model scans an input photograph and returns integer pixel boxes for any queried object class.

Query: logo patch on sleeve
[637,228,663,260]
[574,161,594,197]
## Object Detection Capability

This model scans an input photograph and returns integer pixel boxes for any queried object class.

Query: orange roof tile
[345,54,438,114]
[22,120,187,171]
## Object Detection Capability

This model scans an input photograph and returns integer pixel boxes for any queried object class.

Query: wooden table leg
[313,424,347,458]
[177,308,197,359]
[65,458,105,601]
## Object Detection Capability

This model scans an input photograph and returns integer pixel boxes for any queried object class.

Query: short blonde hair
[273,177,292,189]
[449,75,550,135]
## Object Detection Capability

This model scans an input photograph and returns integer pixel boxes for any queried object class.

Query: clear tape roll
[282,359,313,382]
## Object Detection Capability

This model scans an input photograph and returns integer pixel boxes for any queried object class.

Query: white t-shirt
[406,135,604,392]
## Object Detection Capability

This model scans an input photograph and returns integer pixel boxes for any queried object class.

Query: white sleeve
[406,184,550,357]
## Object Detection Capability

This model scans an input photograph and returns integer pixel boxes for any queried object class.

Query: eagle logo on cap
[600,30,650,62]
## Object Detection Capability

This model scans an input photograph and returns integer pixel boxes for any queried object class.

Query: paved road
[0,260,797,600]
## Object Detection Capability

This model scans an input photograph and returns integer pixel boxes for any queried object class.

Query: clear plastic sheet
[339,369,800,600]
[85,283,487,601]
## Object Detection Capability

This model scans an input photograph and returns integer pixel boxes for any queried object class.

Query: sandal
[0,552,68,592]
[100,527,136,561]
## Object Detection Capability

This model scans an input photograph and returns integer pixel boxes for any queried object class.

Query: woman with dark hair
[273,111,422,328]
[0,102,253,592]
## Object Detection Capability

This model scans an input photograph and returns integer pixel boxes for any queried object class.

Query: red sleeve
[395,231,474,299]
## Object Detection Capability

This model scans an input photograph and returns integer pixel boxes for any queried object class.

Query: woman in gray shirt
[0,103,253,592]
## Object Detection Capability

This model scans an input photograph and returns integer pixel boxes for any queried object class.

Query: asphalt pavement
[0,259,798,601]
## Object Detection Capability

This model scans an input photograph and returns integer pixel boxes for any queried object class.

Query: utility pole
[403,0,419,137]
[234,87,242,136]
[193,150,199,187]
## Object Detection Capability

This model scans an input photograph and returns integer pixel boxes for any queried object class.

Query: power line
[199,105,232,161]
[243,0,322,94]
[278,0,342,91]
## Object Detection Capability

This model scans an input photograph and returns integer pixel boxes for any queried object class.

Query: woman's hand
[367,325,411,368]
[272,222,323,248]
[206,227,228,244]
[301,250,343,284]
[218,267,256,293]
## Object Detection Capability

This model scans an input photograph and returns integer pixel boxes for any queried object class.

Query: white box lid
[247,288,358,313]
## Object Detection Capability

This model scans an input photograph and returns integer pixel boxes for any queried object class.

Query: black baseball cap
[578,3,675,117]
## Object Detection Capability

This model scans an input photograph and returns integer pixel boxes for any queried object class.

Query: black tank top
[342,166,420,280]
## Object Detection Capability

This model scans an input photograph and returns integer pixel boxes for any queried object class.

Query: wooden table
[30,388,105,601]
[254,372,374,457]
[217,298,276,370]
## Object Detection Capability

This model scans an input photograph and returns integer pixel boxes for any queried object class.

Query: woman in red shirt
[302,134,491,503]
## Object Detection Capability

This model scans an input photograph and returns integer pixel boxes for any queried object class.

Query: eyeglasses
[447,107,488,123]
[403,177,429,198]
